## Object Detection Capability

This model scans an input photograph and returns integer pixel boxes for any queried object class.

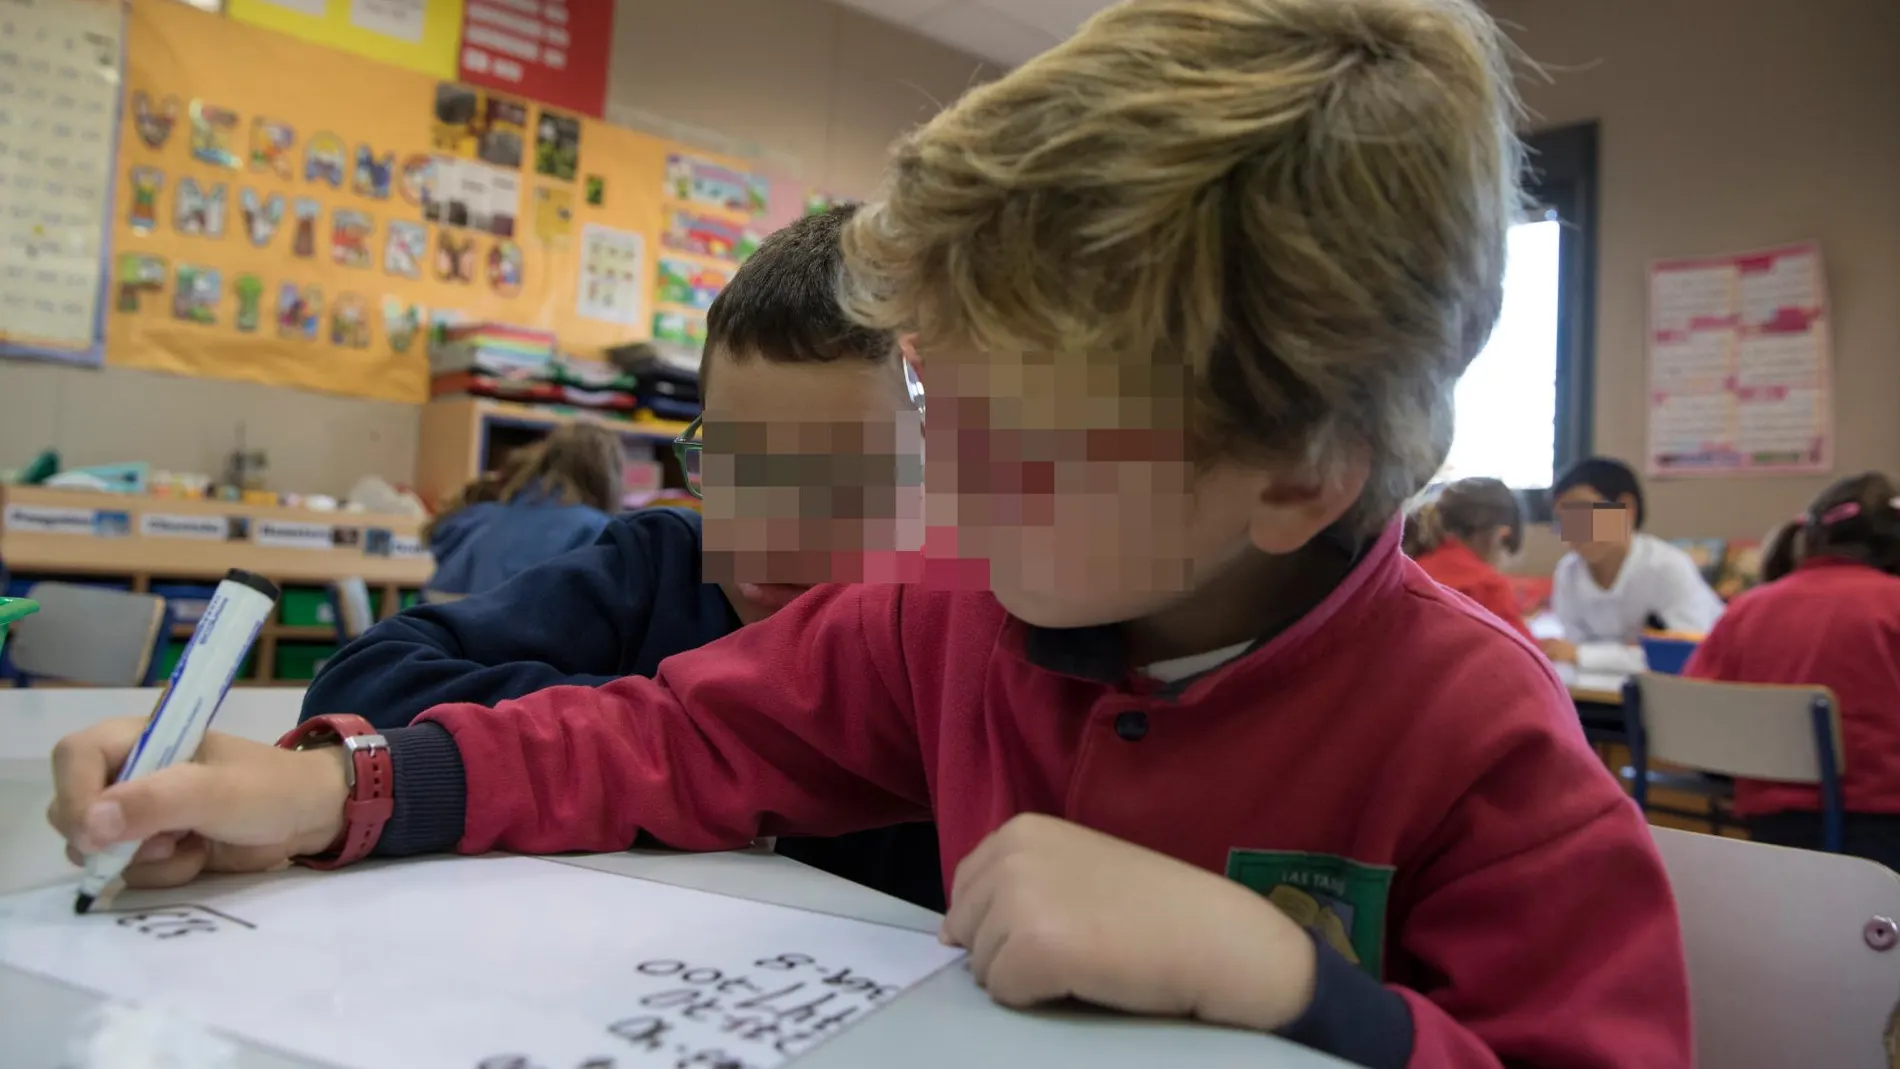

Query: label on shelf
[140,513,232,541]
[252,520,335,551]
[391,534,427,559]
[3,503,111,537]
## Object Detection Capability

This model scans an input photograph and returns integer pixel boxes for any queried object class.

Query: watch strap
[275,713,393,870]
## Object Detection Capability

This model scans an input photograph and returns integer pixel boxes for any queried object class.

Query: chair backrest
[1652,827,1900,1069]
[330,577,376,641]
[1633,672,1844,782]
[10,582,168,686]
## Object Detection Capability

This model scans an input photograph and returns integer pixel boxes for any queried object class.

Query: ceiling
[829,0,1116,67]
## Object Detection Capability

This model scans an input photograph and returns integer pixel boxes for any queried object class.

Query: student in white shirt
[1543,457,1725,674]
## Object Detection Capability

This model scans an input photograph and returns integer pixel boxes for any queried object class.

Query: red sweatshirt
[370,521,1691,1069]
[1683,557,1900,818]
[1411,540,1533,640]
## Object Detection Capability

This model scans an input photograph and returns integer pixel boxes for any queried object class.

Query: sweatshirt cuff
[1277,932,1413,1069]
[373,723,467,857]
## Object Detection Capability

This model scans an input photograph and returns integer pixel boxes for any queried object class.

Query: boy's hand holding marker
[50,718,348,889]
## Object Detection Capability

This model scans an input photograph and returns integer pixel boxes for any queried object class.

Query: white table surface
[0,687,1344,1068]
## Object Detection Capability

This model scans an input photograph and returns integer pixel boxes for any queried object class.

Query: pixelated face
[1554,485,1634,562]
[697,351,922,622]
[919,352,1276,629]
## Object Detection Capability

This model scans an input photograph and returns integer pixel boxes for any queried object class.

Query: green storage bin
[274,643,339,682]
[279,587,334,628]
[155,640,256,682]
[0,597,39,662]
[400,589,421,610]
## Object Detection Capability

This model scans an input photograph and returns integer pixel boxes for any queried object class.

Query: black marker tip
[74,892,95,915]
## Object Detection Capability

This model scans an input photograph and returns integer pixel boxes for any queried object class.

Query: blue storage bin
[151,582,219,625]
[1640,636,1699,675]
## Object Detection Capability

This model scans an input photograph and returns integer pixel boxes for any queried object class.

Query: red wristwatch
[276,714,393,870]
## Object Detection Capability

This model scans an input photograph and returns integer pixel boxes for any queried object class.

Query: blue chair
[1623,674,1845,852]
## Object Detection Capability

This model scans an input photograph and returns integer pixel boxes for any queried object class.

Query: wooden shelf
[272,624,337,640]
[173,623,340,640]
[415,396,691,509]
[2,486,427,688]
[0,485,433,586]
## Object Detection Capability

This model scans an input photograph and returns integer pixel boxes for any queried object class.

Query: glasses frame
[672,414,704,499]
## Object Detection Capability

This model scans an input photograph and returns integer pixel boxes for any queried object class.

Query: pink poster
[1646,242,1831,477]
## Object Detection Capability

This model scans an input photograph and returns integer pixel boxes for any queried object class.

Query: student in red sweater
[48,2,1691,1066]
[1402,478,1531,639]
[1684,472,1900,869]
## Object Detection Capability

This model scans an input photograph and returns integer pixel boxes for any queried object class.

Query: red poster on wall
[457,0,613,118]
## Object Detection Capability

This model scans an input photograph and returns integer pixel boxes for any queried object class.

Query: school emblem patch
[1226,849,1394,979]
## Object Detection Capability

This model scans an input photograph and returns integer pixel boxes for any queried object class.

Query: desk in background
[0,688,1346,1069]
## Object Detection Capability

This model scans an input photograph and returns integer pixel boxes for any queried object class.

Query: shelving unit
[0,486,430,687]
[415,397,693,509]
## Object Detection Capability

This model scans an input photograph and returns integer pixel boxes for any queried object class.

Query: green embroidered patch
[1226,849,1395,979]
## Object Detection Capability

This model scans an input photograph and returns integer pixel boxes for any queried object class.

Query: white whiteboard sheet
[0,856,965,1069]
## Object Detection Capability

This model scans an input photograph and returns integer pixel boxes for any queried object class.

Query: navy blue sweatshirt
[302,507,944,911]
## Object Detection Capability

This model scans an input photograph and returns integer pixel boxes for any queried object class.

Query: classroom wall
[1497,0,1900,573]
[0,0,993,496]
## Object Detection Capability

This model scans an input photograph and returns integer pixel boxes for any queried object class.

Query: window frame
[1517,121,1599,523]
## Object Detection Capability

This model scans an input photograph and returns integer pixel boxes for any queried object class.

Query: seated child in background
[304,205,944,911]
[422,422,623,598]
[51,2,1692,1064]
[1544,455,1724,672]
[1401,477,1531,638]
[1684,472,1900,869]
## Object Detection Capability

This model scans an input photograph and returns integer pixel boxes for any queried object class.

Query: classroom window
[1438,122,1599,512]
[1440,216,1563,489]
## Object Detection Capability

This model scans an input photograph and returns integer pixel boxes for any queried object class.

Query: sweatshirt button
[1114,710,1149,742]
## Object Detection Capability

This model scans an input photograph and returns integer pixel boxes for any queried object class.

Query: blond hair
[425,422,624,542]
[1403,477,1523,560]
[840,0,1524,533]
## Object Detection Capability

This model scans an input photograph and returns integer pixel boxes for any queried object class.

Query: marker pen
[75,568,280,914]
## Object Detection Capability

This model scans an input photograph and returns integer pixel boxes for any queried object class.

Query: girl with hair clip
[1403,477,1533,638]
[1684,472,1900,867]
[422,422,625,598]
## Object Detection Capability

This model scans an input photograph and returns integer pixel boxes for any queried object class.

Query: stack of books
[430,324,641,415]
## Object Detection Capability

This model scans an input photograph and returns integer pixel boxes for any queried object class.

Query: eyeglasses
[672,415,703,499]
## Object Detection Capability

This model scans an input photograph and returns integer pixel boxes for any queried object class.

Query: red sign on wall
[458,1,614,118]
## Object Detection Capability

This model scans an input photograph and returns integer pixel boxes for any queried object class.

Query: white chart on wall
[0,0,124,364]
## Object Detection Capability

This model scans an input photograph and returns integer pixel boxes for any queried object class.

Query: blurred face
[1554,485,1635,566]
[697,350,922,624]
[920,351,1359,630]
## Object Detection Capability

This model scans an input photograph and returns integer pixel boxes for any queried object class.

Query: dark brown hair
[1759,520,1803,584]
[1403,476,1523,561]
[424,422,624,541]
[699,203,893,401]
[1795,471,1900,576]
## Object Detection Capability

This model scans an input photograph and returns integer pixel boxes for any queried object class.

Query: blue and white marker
[74,568,280,914]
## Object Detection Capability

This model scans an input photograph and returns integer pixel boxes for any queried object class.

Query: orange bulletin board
[108,0,764,404]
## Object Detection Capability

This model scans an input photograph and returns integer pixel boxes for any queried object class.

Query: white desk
[0,688,1344,1068]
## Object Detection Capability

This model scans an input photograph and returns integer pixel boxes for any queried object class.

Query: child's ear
[1245,455,1370,556]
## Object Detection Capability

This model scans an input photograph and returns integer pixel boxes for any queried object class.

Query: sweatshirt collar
[1015,518,1399,686]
